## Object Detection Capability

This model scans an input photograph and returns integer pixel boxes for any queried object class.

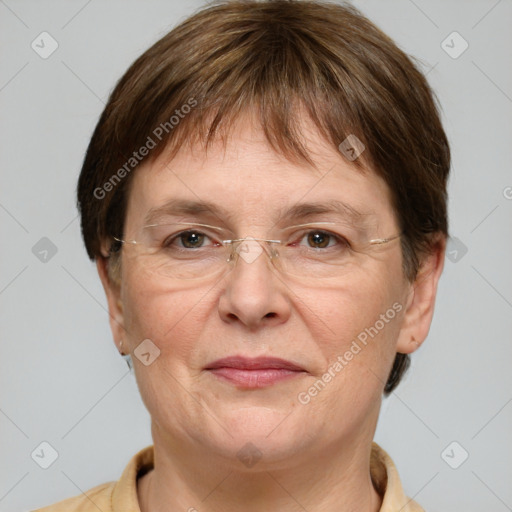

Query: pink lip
[205,356,306,388]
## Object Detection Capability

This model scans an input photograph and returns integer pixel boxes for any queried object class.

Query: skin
[97,113,445,512]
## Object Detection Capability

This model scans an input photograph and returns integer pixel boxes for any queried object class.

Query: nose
[218,239,291,329]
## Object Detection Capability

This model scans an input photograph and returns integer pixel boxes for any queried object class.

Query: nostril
[265,312,277,318]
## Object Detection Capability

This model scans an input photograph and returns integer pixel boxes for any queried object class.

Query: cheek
[294,283,402,428]
[294,267,405,398]
[119,274,215,424]
[302,270,403,347]
[120,268,210,361]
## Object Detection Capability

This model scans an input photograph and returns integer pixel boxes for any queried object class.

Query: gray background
[1,0,511,510]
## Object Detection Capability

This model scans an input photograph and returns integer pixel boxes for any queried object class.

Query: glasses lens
[120,222,398,281]
[126,224,228,280]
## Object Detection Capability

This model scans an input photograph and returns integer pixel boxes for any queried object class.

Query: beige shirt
[34,442,423,511]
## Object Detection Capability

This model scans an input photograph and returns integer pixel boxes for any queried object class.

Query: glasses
[111,222,401,281]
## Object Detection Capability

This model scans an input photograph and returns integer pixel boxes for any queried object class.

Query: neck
[138,426,383,512]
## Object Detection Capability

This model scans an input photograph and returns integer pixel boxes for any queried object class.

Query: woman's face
[103,116,423,468]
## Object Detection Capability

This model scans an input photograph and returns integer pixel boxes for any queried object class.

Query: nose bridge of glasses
[226,237,280,266]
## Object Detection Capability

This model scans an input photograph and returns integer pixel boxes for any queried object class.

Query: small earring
[123,353,134,371]
[119,340,133,371]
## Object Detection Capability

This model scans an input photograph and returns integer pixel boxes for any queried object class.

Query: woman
[37,1,449,510]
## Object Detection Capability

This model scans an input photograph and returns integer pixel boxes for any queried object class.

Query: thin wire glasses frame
[109,221,402,280]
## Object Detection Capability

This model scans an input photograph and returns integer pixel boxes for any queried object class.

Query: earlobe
[399,338,421,355]
[96,257,126,347]
[395,237,446,354]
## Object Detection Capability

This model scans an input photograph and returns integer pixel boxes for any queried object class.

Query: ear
[396,236,446,354]
[96,257,126,353]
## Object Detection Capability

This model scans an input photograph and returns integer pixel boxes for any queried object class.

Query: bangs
[111,15,374,172]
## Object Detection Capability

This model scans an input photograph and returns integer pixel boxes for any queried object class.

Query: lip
[206,356,305,372]
[205,356,306,388]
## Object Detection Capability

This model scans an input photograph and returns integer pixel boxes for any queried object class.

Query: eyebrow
[278,200,374,226]
[144,199,228,225]
[143,198,374,228]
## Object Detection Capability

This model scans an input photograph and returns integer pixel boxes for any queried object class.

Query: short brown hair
[77,0,450,394]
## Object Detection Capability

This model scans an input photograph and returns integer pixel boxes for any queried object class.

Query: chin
[203,406,308,463]
[220,401,297,432]
[214,434,306,471]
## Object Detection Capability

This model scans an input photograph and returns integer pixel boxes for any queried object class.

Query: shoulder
[33,481,116,512]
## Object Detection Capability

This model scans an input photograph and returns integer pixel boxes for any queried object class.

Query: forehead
[125,116,397,231]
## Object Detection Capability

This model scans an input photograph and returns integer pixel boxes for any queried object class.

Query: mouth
[204,356,307,388]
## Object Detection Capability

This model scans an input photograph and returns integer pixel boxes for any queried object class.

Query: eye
[306,231,332,249]
[295,229,350,250]
[164,230,217,249]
